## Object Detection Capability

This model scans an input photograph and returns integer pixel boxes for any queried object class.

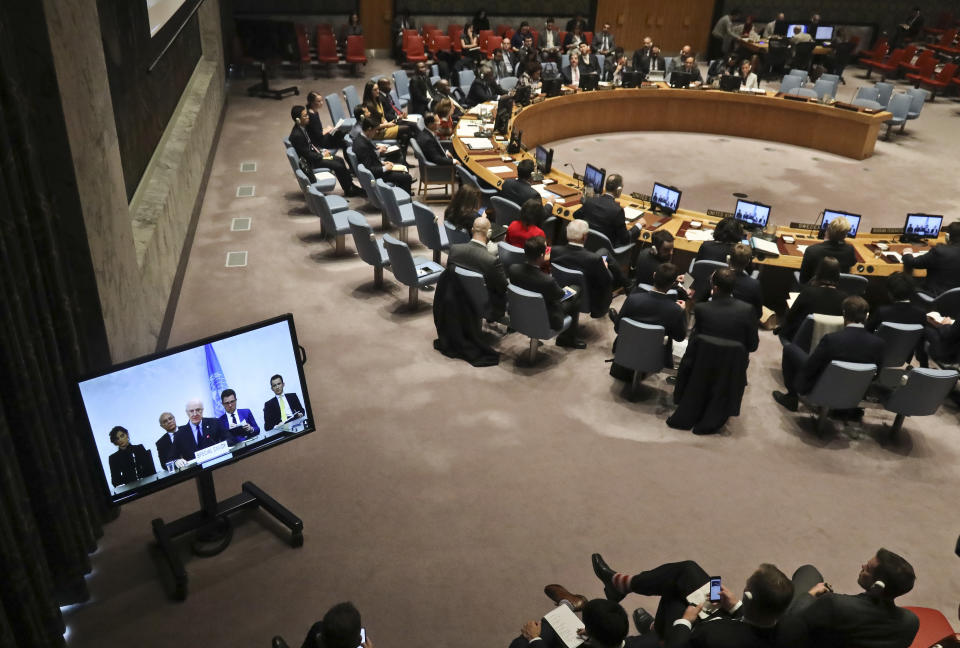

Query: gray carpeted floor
[64,58,960,647]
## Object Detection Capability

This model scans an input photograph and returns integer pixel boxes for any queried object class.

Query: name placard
[195,441,230,465]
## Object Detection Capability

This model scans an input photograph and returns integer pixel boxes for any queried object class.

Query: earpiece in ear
[872,580,886,590]
[743,591,753,600]
[296,118,301,125]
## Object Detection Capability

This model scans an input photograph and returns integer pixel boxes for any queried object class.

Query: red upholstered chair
[923,12,956,38]
[583,31,593,44]
[447,24,463,43]
[483,35,502,59]
[904,607,955,648]
[917,62,958,99]
[906,56,938,86]
[403,35,428,63]
[858,37,888,64]
[504,28,515,42]
[317,23,333,35]
[865,48,907,79]
[496,24,511,37]
[430,35,451,57]
[929,29,959,55]
[421,24,437,34]
[315,33,339,75]
[900,49,935,77]
[530,28,539,47]
[345,35,367,74]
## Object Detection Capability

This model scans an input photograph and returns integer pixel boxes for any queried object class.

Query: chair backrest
[906,88,930,116]
[316,33,338,60]
[875,81,894,107]
[498,241,526,268]
[805,361,877,409]
[561,53,570,69]
[376,178,403,228]
[614,319,667,375]
[788,68,808,80]
[936,63,959,82]
[458,68,475,93]
[393,70,410,97]
[412,201,443,252]
[404,37,426,57]
[343,144,358,174]
[791,315,816,352]
[812,78,834,99]
[456,164,483,193]
[347,212,386,268]
[490,196,521,227]
[325,92,346,124]
[499,75,518,90]
[904,607,958,648]
[285,147,300,173]
[342,85,361,114]
[454,266,489,316]
[689,259,727,290]
[780,75,802,94]
[293,169,310,193]
[507,284,555,339]
[306,185,336,233]
[551,263,590,314]
[585,228,615,254]
[792,42,815,69]
[854,86,880,102]
[382,233,418,285]
[933,287,960,318]
[838,272,868,296]
[819,73,839,83]
[913,56,937,81]
[852,98,884,110]
[346,35,366,57]
[788,87,818,98]
[877,322,924,367]
[884,368,959,417]
[886,92,912,120]
[443,219,471,245]
[410,138,432,172]
[355,163,380,209]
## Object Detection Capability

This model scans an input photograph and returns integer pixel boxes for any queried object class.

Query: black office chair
[763,40,791,80]
[789,41,816,72]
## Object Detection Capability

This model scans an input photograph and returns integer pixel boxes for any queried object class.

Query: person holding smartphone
[299,602,373,648]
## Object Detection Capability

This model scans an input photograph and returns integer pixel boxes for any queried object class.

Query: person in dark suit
[218,388,260,442]
[903,221,960,296]
[785,548,918,648]
[576,174,638,248]
[415,112,456,166]
[692,268,759,352]
[107,425,156,487]
[353,117,413,195]
[407,62,434,116]
[634,231,677,287]
[155,411,181,467]
[466,65,508,107]
[173,399,232,461]
[447,215,508,322]
[799,216,857,284]
[778,256,846,341]
[289,105,360,197]
[773,296,884,411]
[551,219,620,317]
[615,263,688,370]
[695,217,744,263]
[632,36,655,72]
[497,160,554,223]
[508,236,584,348]
[729,243,762,318]
[263,374,305,431]
[305,92,346,151]
[866,272,927,333]
[577,42,601,77]
[510,598,647,648]
[591,553,795,647]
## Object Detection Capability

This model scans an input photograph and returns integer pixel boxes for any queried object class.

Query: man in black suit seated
[510,598,643,648]
[773,296,884,412]
[799,216,857,284]
[903,220,960,297]
[729,243,763,318]
[466,64,508,107]
[677,57,704,86]
[447,215,508,322]
[576,174,638,248]
[591,553,795,648]
[866,272,927,333]
[785,548,919,648]
[551,219,622,317]
[615,262,688,367]
[173,398,232,461]
[155,411,181,467]
[578,42,602,77]
[353,117,413,195]
[289,105,361,197]
[508,236,585,349]
[692,268,759,352]
[415,112,457,167]
[634,230,677,287]
[263,374,305,431]
[644,46,667,75]
[497,160,554,222]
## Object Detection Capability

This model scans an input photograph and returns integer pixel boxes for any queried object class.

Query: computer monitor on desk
[719,74,741,92]
[651,182,681,214]
[584,163,606,195]
[580,73,599,91]
[670,71,694,88]
[535,146,554,174]
[819,209,861,239]
[903,213,943,240]
[542,77,563,97]
[621,70,641,88]
[787,23,807,35]
[734,199,771,230]
[814,25,834,42]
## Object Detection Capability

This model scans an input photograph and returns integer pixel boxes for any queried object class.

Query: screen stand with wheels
[151,472,303,600]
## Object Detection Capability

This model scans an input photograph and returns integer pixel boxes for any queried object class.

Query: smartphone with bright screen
[709,577,722,602]
[357,628,365,648]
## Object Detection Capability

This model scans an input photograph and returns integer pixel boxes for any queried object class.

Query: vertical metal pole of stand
[196,472,218,519]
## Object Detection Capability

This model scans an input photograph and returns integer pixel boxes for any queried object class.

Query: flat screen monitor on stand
[814,25,834,42]
[818,209,861,239]
[535,146,554,174]
[650,182,681,214]
[733,198,772,231]
[583,163,606,196]
[901,213,943,242]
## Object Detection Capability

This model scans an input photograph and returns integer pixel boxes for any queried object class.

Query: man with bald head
[447,215,508,322]
[155,411,181,468]
[173,398,230,461]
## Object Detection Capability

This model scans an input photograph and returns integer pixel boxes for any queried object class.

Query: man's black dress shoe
[633,607,654,634]
[591,553,625,602]
[772,390,799,412]
[557,338,587,349]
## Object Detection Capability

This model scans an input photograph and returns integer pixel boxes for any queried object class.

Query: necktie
[231,413,238,425]
[279,396,289,420]
[195,423,202,446]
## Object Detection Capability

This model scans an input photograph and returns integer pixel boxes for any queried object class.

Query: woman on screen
[108,425,157,487]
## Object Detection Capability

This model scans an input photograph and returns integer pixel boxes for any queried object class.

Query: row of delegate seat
[860,43,960,98]
[294,25,367,76]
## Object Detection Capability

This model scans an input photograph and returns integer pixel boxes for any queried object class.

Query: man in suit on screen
[218,388,260,442]
[173,399,231,461]
[155,411,181,467]
[263,374,305,431]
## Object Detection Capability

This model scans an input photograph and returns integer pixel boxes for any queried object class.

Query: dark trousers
[380,170,413,196]
[627,560,710,638]
[787,564,823,613]
[558,291,582,344]
[313,157,353,193]
[781,342,809,396]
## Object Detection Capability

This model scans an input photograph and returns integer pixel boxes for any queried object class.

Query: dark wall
[98,0,202,200]
[233,0,355,12]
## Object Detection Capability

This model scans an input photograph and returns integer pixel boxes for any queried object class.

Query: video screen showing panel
[651,182,681,213]
[814,25,834,40]
[734,199,771,228]
[77,315,313,505]
[904,213,943,237]
[584,163,606,194]
[821,209,861,237]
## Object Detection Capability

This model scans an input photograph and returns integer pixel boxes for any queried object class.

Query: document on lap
[384,144,400,154]
[543,605,584,648]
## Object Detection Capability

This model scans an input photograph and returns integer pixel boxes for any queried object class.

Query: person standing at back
[799,216,857,283]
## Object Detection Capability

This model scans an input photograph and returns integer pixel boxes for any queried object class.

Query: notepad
[751,237,780,256]
[314,171,336,182]
[487,165,513,174]
[390,164,409,173]
[624,207,645,222]
[543,605,584,648]
[462,138,495,150]
[384,144,400,154]
[685,229,714,242]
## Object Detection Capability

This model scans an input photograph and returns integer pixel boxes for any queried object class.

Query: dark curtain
[0,2,116,647]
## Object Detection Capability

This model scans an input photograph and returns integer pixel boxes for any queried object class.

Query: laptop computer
[580,73,600,91]
[719,74,741,92]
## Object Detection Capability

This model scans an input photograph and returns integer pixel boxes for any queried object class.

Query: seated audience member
[499,159,544,209]
[155,412,181,467]
[563,23,585,53]
[671,45,694,72]
[866,272,927,333]
[634,231,676,287]
[511,21,533,50]
[518,62,542,93]
[460,23,483,65]
[695,216,744,263]
[773,296,883,412]
[785,549,919,648]
[578,42,602,78]
[517,35,539,68]
[348,105,368,141]
[563,50,582,86]
[551,219,619,316]
[448,215,508,322]
[595,23,616,56]
[693,268,759,352]
[506,199,548,249]
[540,17,561,61]
[645,46,666,74]
[407,61,434,115]
[729,243,762,317]
[764,13,787,38]
[174,398,231,461]
[305,92,346,151]
[903,220,960,296]
[591,553,794,645]
[289,105,360,196]
[377,77,406,122]
[218,388,260,442]
[508,236,584,349]
[108,425,157,487]
[799,216,857,283]
[301,601,371,648]
[492,48,514,81]
[433,97,456,137]
[432,80,464,114]
[602,47,628,83]
[509,598,637,648]
[466,64,508,107]
[790,25,813,45]
[362,80,413,147]
[352,117,413,195]
[778,256,847,341]
[416,112,456,167]
[444,184,483,233]
[678,56,704,85]
[577,174,638,248]
[707,54,739,84]
[739,59,759,89]
[566,14,589,32]
[263,374,304,431]
[615,262,688,366]
[339,13,362,48]
[632,36,655,72]
[926,315,960,367]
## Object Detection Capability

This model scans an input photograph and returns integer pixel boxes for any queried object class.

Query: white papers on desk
[787,291,800,309]
[885,251,903,263]
[908,249,928,258]
[384,144,400,154]
[531,184,563,202]
[624,206,645,222]
[686,581,721,620]
[456,125,480,137]
[796,244,809,253]
[685,229,714,242]
[462,137,495,150]
[487,165,514,174]
[928,311,947,325]
[751,237,780,256]
[543,605,584,648]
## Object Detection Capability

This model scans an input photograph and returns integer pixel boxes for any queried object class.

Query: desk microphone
[562,162,583,190]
